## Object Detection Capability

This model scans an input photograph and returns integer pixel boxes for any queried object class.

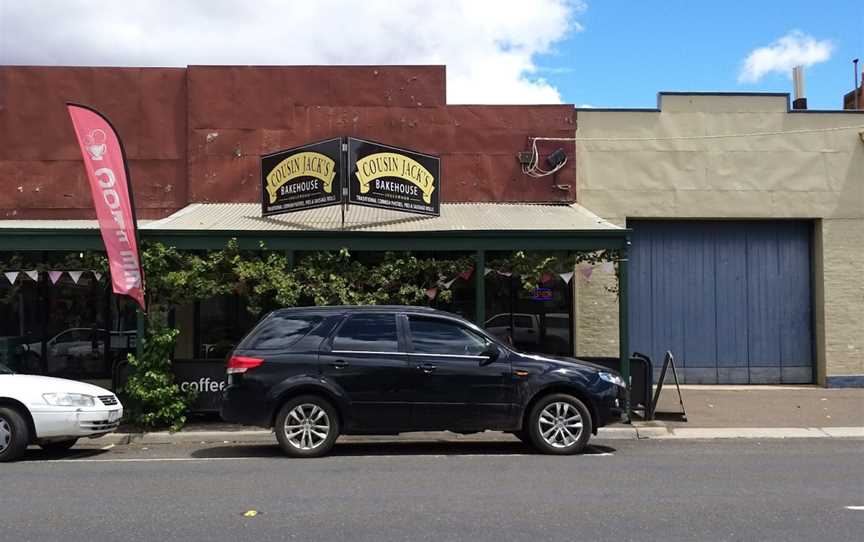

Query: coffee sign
[348,138,440,216]
[261,138,343,216]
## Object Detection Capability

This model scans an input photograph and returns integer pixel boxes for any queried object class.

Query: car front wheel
[0,406,30,463]
[274,395,339,458]
[527,393,592,455]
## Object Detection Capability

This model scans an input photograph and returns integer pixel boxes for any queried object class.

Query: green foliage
[122,306,194,432]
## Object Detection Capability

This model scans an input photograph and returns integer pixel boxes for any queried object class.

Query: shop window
[196,294,258,359]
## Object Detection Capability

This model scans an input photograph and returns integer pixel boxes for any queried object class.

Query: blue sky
[538,0,864,109]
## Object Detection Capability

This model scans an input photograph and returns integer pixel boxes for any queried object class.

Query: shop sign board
[260,138,343,216]
[532,287,554,301]
[347,138,440,216]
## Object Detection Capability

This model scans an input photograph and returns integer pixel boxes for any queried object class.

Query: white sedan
[0,362,123,462]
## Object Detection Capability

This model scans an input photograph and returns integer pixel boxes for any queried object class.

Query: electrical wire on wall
[522,137,570,178]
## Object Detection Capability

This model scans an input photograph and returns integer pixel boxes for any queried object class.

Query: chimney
[844,59,861,110]
[792,65,807,110]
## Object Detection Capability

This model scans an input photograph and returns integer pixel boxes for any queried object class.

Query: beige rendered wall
[574,94,864,382]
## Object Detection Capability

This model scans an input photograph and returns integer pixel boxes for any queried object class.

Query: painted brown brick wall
[0,65,576,219]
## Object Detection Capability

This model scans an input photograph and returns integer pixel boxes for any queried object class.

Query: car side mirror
[479,345,500,366]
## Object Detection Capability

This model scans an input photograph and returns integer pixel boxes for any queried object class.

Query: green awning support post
[136,307,145,360]
[618,238,631,422]
[286,250,295,270]
[474,250,486,326]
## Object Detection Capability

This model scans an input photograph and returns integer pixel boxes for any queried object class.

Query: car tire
[0,406,30,463]
[527,393,592,455]
[39,439,78,453]
[274,395,340,458]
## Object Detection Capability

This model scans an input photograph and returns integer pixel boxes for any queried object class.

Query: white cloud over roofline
[738,30,834,84]
[0,0,586,104]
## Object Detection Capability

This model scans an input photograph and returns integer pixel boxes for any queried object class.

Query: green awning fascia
[0,227,629,252]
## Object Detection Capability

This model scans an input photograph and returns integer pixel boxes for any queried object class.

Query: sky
[0,0,862,110]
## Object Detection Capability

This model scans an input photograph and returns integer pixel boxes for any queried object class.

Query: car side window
[514,315,533,328]
[252,315,322,350]
[332,314,399,352]
[408,317,488,356]
[485,315,506,327]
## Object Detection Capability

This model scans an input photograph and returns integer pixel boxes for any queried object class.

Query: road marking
[35,457,241,464]
[845,506,864,511]
[26,451,614,464]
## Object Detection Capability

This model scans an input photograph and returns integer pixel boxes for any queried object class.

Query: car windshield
[0,362,13,375]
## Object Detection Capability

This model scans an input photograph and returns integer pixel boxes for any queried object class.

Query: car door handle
[331,359,349,369]
[418,363,437,374]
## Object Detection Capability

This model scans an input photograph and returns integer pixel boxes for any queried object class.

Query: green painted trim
[474,250,485,325]
[618,238,631,421]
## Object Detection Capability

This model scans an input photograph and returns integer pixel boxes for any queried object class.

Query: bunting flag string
[0,269,106,285]
[433,260,618,292]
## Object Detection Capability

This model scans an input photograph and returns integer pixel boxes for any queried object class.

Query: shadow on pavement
[190,441,617,459]
[19,447,111,462]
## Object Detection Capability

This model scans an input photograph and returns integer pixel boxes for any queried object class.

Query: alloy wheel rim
[0,416,11,453]
[284,404,330,451]
[538,402,583,449]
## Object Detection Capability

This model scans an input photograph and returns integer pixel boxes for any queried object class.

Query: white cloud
[0,0,585,104]
[738,30,834,84]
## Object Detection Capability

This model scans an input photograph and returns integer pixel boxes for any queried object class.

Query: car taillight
[227,355,263,374]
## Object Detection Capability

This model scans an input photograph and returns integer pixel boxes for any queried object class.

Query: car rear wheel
[39,439,78,453]
[274,395,339,458]
[527,393,592,455]
[0,406,29,463]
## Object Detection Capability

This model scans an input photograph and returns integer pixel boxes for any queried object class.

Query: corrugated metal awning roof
[140,203,620,233]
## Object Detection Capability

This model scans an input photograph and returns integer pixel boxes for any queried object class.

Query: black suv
[221,306,626,457]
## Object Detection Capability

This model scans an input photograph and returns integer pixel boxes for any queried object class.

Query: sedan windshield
[0,362,13,374]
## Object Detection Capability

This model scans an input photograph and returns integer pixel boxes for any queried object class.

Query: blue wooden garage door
[629,220,813,384]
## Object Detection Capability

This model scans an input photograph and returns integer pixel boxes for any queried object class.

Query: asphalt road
[3,438,863,542]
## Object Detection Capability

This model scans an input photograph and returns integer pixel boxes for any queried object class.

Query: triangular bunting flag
[48,271,63,284]
[580,266,593,281]
[484,269,492,276]
[442,277,457,289]
[559,271,574,283]
[24,270,39,282]
[541,272,555,284]
[94,272,103,281]
[497,271,512,278]
[68,271,84,284]
[459,267,474,281]
[4,271,19,284]
[425,287,438,300]
[601,261,615,274]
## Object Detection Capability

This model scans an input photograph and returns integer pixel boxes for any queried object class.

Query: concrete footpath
[91,385,864,446]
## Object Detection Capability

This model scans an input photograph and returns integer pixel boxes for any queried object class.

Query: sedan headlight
[42,393,96,407]
[598,372,627,388]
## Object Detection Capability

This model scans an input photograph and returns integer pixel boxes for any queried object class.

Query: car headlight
[598,372,626,388]
[42,393,96,407]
